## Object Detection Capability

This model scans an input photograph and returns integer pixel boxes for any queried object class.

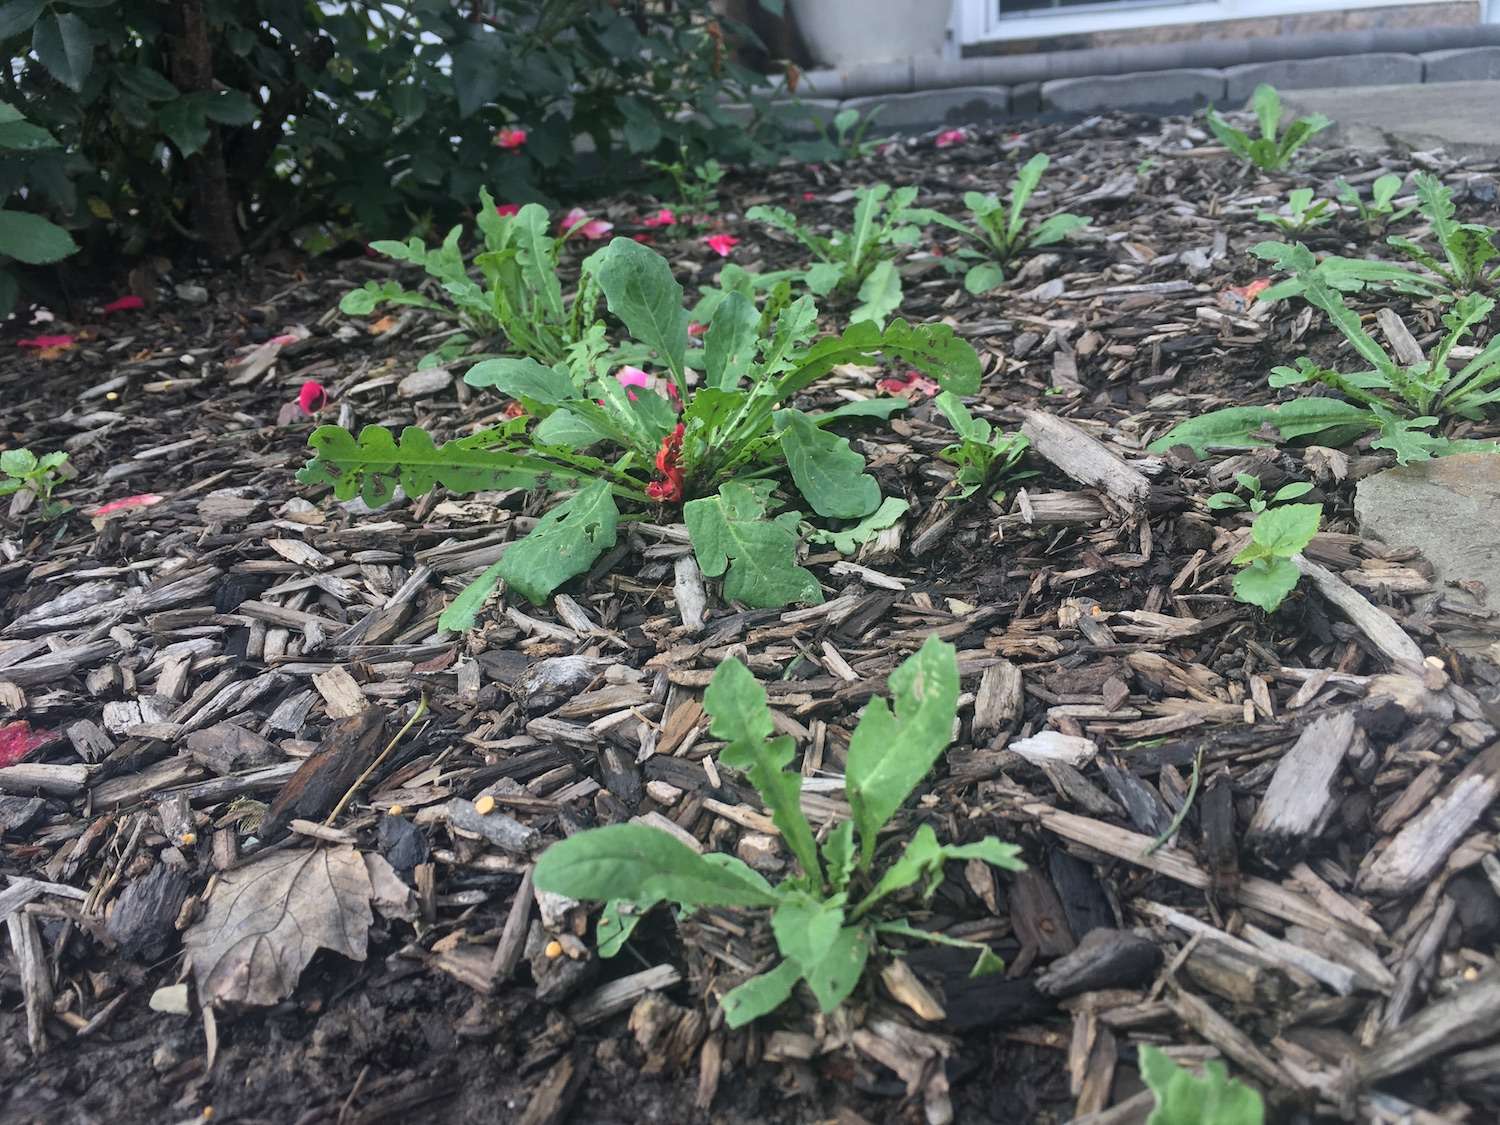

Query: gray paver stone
[1224,53,1422,103]
[1422,47,1500,83]
[1040,68,1225,113]
[840,86,1010,129]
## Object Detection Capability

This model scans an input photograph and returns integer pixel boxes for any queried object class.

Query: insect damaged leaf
[498,479,619,605]
[685,482,823,608]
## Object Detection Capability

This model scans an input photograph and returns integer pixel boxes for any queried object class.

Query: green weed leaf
[587,237,690,388]
[1140,1045,1264,1125]
[496,479,618,605]
[438,560,505,632]
[805,496,909,555]
[775,410,880,519]
[685,482,823,608]
[722,958,800,1029]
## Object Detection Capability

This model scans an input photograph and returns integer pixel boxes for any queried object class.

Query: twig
[322,695,429,827]
[1143,748,1203,857]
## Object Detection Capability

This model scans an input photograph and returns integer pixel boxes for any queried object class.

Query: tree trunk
[173,0,241,259]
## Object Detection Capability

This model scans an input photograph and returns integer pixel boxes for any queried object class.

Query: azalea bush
[927,153,1088,295]
[301,237,981,611]
[747,183,934,326]
[1153,245,1500,463]
[533,637,1026,1029]
[1,0,798,275]
[0,103,79,316]
[339,192,612,369]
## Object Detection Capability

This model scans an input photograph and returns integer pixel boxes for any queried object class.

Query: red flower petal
[102,295,145,314]
[17,335,75,349]
[89,493,164,517]
[298,379,329,415]
[0,721,60,768]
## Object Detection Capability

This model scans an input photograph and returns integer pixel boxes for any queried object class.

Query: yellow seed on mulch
[544,940,562,959]
[474,794,495,815]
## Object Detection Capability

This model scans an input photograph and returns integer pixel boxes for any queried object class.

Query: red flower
[642,208,676,228]
[102,295,144,314]
[801,191,817,202]
[494,128,527,150]
[632,233,655,245]
[89,493,164,517]
[687,321,706,338]
[646,423,686,503]
[558,207,613,241]
[298,379,329,415]
[17,334,74,349]
[704,234,739,257]
[935,129,968,148]
[495,203,521,217]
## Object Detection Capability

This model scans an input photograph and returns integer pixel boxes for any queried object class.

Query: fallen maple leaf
[183,846,374,1007]
[0,720,60,768]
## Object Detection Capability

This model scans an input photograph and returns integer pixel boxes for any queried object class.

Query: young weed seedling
[302,238,980,614]
[1153,245,1500,463]
[647,152,725,225]
[1334,173,1415,231]
[1232,502,1321,613]
[926,153,1087,294]
[340,192,602,369]
[1139,1045,1264,1125]
[1205,84,1330,172]
[1206,473,1312,514]
[533,637,1025,1028]
[933,392,1029,500]
[1250,240,1442,304]
[748,183,931,325]
[1387,173,1500,294]
[817,106,887,161]
[1,448,70,518]
[1256,188,1332,235]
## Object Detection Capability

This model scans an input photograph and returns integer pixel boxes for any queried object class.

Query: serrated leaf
[0,209,77,264]
[496,480,618,605]
[533,823,778,909]
[782,318,980,400]
[721,958,800,1028]
[775,409,880,519]
[1148,399,1377,456]
[685,482,823,608]
[1236,502,1321,563]
[1233,559,1302,613]
[32,11,92,92]
[703,289,760,391]
[297,424,596,508]
[845,636,960,868]
[157,97,209,156]
[805,496,909,555]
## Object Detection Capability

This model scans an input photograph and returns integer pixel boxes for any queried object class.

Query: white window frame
[955,0,1464,45]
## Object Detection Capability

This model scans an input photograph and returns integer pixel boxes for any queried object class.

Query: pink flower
[89,493,163,518]
[18,335,74,349]
[801,191,817,202]
[615,365,650,401]
[704,234,739,258]
[687,321,706,338]
[298,380,329,415]
[558,207,613,241]
[494,128,527,150]
[642,208,676,228]
[877,370,941,399]
[495,203,521,217]
[935,129,968,149]
[102,295,144,315]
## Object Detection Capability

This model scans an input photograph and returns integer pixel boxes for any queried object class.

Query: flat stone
[1223,53,1422,103]
[1281,81,1500,160]
[397,367,452,398]
[1422,47,1500,84]
[1040,68,1224,114]
[841,85,1009,129]
[1355,453,1500,654]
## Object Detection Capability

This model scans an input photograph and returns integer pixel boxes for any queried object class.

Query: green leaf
[1235,502,1321,563]
[845,636,960,868]
[803,261,843,296]
[772,896,845,973]
[782,319,980,401]
[822,821,856,893]
[851,259,901,327]
[703,290,759,391]
[0,209,77,264]
[464,357,576,405]
[438,561,505,633]
[707,658,822,883]
[775,410,880,519]
[0,119,59,150]
[721,958,801,1029]
[1,448,37,476]
[0,0,46,41]
[534,823,779,909]
[32,11,92,92]
[1233,559,1302,613]
[1271,482,1313,503]
[807,398,908,425]
[597,899,646,958]
[157,97,210,156]
[799,925,870,1013]
[855,824,1023,918]
[963,261,1005,295]
[113,64,180,102]
[1140,1045,1265,1125]
[805,496,909,555]
[533,408,613,449]
[1251,84,1281,141]
[1148,399,1377,456]
[685,482,823,609]
[496,480,619,605]
[586,237,689,389]
[297,424,598,508]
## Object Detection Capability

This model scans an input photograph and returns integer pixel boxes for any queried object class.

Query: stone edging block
[1422,47,1500,83]
[1039,68,1225,114]
[840,86,1010,129]
[1223,54,1422,103]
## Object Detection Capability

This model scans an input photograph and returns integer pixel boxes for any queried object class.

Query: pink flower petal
[704,234,739,258]
[632,233,655,245]
[801,191,817,202]
[17,335,75,349]
[0,720,60,768]
[934,129,968,149]
[102,295,145,315]
[877,371,941,399]
[89,493,164,517]
[298,379,329,415]
[687,321,706,338]
[494,128,527,150]
[581,219,613,240]
[642,208,676,228]
[269,333,302,347]
[615,366,651,389]
[495,203,521,217]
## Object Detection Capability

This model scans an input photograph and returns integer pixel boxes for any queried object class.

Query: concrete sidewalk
[1282,81,1500,159]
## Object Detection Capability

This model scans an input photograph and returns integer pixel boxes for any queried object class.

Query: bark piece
[106,863,192,961]
[1036,929,1163,999]
[260,709,385,841]
[1246,710,1358,861]
[1020,411,1151,506]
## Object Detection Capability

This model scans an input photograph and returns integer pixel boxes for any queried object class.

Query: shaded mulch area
[4,109,1500,1124]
